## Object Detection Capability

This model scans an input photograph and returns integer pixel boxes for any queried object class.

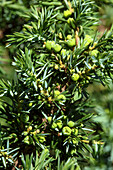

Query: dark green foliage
[0,0,113,169]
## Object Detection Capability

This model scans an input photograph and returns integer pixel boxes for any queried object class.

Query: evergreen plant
[0,0,113,169]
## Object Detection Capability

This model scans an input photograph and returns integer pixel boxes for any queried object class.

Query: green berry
[20,114,29,123]
[72,128,78,136]
[67,17,74,24]
[57,123,63,129]
[68,121,75,128]
[71,73,79,81]
[54,90,60,97]
[56,120,62,129]
[23,136,29,144]
[63,115,67,120]
[51,122,57,129]
[27,126,32,131]
[29,102,33,107]
[45,41,55,51]
[36,129,40,133]
[72,138,78,145]
[51,41,56,46]
[48,87,51,92]
[64,10,72,18]
[67,38,75,47]
[45,41,52,51]
[22,131,28,136]
[54,64,59,70]
[32,129,40,135]
[70,68,75,74]
[84,35,93,46]
[38,95,42,100]
[67,18,76,29]
[57,94,66,102]
[39,136,46,143]
[62,126,71,136]
[61,49,67,56]
[89,49,98,57]
[67,35,72,40]
[53,44,62,53]
[48,116,52,124]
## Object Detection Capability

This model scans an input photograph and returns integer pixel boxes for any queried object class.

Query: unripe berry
[56,120,62,129]
[54,64,59,70]
[84,35,93,46]
[32,129,40,135]
[80,123,84,127]
[72,128,78,136]
[23,136,29,144]
[64,10,72,18]
[38,95,41,100]
[45,41,52,51]
[61,49,66,56]
[67,35,72,40]
[57,94,66,102]
[58,32,62,39]
[36,129,40,133]
[67,18,74,24]
[53,44,62,53]
[48,87,51,92]
[48,116,52,124]
[68,121,75,128]
[20,114,29,123]
[71,73,79,81]
[70,68,75,74]
[89,49,98,57]
[51,122,57,129]
[39,136,46,143]
[29,102,33,107]
[27,126,32,132]
[54,90,60,97]
[67,38,75,47]
[45,41,55,51]
[23,131,28,136]
[57,123,63,129]
[62,126,71,135]
[72,138,78,144]
[48,97,52,101]
[63,115,67,120]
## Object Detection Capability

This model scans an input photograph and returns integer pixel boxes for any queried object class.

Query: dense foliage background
[0,0,113,169]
